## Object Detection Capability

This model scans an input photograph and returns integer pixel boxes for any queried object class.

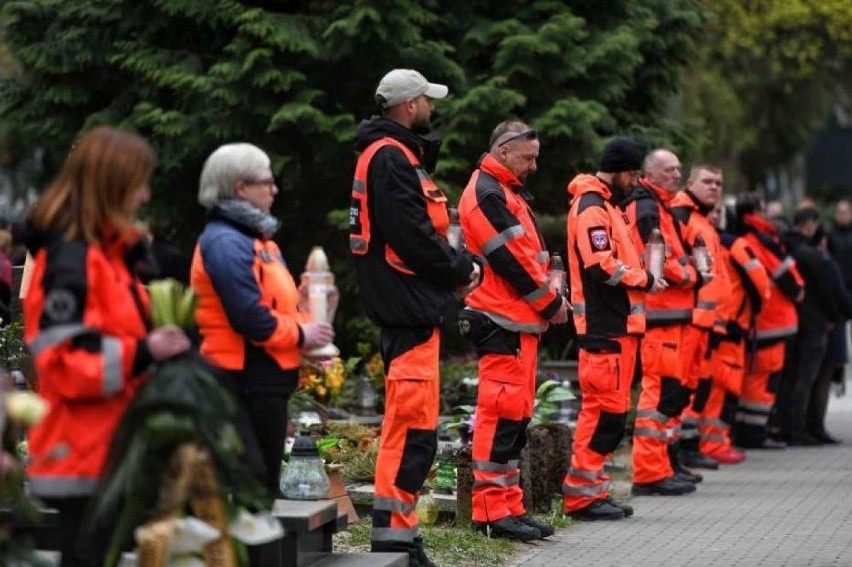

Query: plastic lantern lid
[291,432,320,457]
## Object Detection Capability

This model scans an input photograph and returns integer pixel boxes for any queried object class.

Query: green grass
[334,499,580,565]
[335,517,539,566]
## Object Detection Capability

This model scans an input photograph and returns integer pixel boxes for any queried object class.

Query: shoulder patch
[44,288,78,323]
[587,226,611,251]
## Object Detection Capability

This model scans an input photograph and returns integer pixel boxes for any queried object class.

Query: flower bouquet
[88,279,278,567]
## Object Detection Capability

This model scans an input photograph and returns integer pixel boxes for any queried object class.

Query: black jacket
[828,224,852,292]
[782,230,839,334]
[352,117,474,328]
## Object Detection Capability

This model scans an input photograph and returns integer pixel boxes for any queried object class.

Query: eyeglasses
[244,178,276,188]
[495,129,538,147]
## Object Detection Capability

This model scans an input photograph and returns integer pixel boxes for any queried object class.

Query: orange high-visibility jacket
[24,229,153,497]
[671,190,730,332]
[459,153,562,332]
[739,214,804,346]
[623,179,700,328]
[720,233,772,337]
[566,174,650,345]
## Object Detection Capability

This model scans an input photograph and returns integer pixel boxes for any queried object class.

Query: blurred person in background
[775,208,839,445]
[192,142,334,501]
[731,193,804,449]
[810,201,852,442]
[23,126,191,566]
[0,229,12,324]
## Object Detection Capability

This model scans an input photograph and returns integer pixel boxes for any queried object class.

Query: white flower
[5,391,50,426]
[228,510,284,545]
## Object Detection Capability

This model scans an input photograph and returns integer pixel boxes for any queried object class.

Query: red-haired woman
[23,126,190,566]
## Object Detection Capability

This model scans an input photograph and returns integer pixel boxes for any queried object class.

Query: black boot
[514,514,555,538]
[566,499,626,521]
[473,515,541,541]
[668,442,707,482]
[632,476,697,496]
[603,497,634,517]
[373,540,433,567]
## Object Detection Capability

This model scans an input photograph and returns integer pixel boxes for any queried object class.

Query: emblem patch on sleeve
[588,226,611,251]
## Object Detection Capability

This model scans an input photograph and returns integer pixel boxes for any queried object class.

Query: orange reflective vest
[623,179,699,328]
[459,154,562,333]
[566,174,649,342]
[739,214,803,345]
[192,234,303,372]
[350,137,449,275]
[671,190,730,331]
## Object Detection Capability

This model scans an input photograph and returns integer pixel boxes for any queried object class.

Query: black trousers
[42,497,104,567]
[236,390,291,496]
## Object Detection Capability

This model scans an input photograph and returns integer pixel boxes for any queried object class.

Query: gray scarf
[214,199,280,240]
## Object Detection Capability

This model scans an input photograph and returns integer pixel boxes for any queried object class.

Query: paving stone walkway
[509,373,852,567]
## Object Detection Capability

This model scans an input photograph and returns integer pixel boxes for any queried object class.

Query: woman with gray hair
[190,142,334,497]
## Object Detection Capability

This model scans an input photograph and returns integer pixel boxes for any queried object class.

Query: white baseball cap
[375,69,449,108]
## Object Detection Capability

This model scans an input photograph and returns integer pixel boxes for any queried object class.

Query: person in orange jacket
[670,164,730,469]
[700,203,772,463]
[23,127,192,566]
[624,149,704,496]
[350,69,479,567]
[562,138,666,521]
[457,120,568,540]
[732,194,804,449]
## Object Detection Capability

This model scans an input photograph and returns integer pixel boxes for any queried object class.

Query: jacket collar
[742,213,778,236]
[638,177,675,205]
[478,153,524,191]
[685,190,715,216]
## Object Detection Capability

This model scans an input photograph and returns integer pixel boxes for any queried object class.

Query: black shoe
[788,432,823,446]
[413,537,438,567]
[603,497,634,517]
[812,430,840,445]
[373,540,431,567]
[566,499,626,521]
[680,449,719,470]
[674,470,703,484]
[737,437,787,450]
[632,476,697,496]
[473,515,541,541]
[514,514,555,538]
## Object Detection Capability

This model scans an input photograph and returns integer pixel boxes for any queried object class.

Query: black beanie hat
[599,138,644,173]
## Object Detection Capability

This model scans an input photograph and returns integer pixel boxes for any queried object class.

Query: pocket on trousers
[643,339,681,378]
[754,342,784,374]
[579,350,619,393]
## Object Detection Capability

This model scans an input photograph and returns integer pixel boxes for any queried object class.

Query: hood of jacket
[567,173,613,203]
[354,116,442,173]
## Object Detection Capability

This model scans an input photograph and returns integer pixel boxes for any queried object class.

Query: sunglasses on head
[495,129,538,147]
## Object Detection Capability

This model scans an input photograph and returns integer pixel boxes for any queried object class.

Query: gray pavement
[509,373,852,567]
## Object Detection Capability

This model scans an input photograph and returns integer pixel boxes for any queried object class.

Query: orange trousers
[563,336,638,513]
[372,327,440,545]
[679,326,711,448]
[699,339,744,455]
[735,341,785,445]
[471,333,538,522]
[632,325,687,484]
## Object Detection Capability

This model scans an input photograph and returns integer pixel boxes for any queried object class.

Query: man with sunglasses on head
[457,120,568,541]
[349,69,480,567]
